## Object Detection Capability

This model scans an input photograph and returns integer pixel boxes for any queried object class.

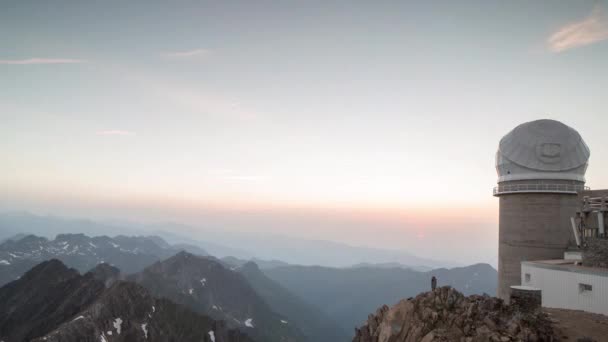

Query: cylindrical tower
[494,119,590,301]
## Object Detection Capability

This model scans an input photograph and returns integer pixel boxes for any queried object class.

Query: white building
[521,258,608,315]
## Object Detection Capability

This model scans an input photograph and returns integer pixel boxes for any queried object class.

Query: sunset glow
[2,1,608,266]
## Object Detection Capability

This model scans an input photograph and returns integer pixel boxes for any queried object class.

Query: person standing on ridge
[431,276,437,291]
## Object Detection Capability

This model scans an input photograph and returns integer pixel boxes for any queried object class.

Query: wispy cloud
[0,58,86,65]
[162,49,209,59]
[96,130,136,136]
[548,5,608,52]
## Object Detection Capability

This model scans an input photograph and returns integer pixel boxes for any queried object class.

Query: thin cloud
[162,49,209,59]
[96,130,136,136]
[548,5,608,52]
[0,58,86,65]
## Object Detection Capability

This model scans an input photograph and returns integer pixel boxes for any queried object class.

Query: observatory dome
[496,119,589,183]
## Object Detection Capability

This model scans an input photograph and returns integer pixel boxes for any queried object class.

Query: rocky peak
[129,252,303,342]
[146,235,172,249]
[13,234,48,247]
[86,263,121,287]
[0,260,105,342]
[21,259,80,284]
[353,286,556,342]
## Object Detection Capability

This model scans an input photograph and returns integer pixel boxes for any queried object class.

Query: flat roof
[522,259,608,277]
[511,285,541,291]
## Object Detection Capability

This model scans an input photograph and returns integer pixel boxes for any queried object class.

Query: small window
[525,273,531,283]
[579,283,592,293]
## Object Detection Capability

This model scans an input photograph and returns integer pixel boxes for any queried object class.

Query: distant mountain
[263,263,497,333]
[0,212,140,240]
[348,262,433,272]
[0,259,252,342]
[222,256,291,270]
[0,212,458,269]
[0,233,206,286]
[237,261,350,342]
[168,232,456,269]
[128,252,304,342]
[0,233,29,244]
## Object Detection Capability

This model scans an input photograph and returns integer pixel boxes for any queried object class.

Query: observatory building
[494,119,590,301]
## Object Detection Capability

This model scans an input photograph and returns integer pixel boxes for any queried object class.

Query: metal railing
[493,183,590,195]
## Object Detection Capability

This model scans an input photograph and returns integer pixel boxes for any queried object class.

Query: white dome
[496,119,590,183]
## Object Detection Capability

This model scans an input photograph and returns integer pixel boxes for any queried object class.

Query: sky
[1,0,608,265]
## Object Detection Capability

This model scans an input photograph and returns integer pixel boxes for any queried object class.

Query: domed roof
[498,119,590,172]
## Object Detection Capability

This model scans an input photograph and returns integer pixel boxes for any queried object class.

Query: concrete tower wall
[494,119,590,302]
[498,192,580,300]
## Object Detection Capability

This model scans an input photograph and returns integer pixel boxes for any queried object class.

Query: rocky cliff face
[353,287,556,342]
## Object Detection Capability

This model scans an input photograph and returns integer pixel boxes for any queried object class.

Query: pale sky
[2,1,608,265]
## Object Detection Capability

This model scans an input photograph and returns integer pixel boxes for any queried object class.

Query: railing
[493,183,590,195]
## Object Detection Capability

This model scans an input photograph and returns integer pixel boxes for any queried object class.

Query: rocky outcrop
[353,286,556,342]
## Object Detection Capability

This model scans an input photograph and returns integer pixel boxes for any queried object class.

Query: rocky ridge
[0,233,207,286]
[128,251,304,342]
[0,259,252,342]
[353,286,556,342]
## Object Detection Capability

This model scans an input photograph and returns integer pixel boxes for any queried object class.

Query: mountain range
[0,212,459,269]
[0,259,252,342]
[0,233,206,286]
[0,228,497,341]
[263,263,497,333]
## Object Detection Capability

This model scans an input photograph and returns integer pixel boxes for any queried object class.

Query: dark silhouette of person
[431,276,437,291]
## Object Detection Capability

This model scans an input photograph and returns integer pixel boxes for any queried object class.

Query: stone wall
[510,287,541,313]
[583,238,608,268]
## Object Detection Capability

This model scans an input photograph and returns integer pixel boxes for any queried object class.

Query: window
[579,283,592,293]
[525,273,531,283]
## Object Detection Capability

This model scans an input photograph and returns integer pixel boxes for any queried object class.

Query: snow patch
[188,288,193,295]
[281,320,288,324]
[89,242,97,248]
[245,318,254,328]
[107,331,112,336]
[152,305,155,312]
[110,242,119,248]
[141,323,148,339]
[72,315,85,321]
[212,305,218,310]
[209,330,216,342]
[0,260,10,265]
[200,278,207,286]
[100,333,108,342]
[113,317,123,334]
[62,244,70,250]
